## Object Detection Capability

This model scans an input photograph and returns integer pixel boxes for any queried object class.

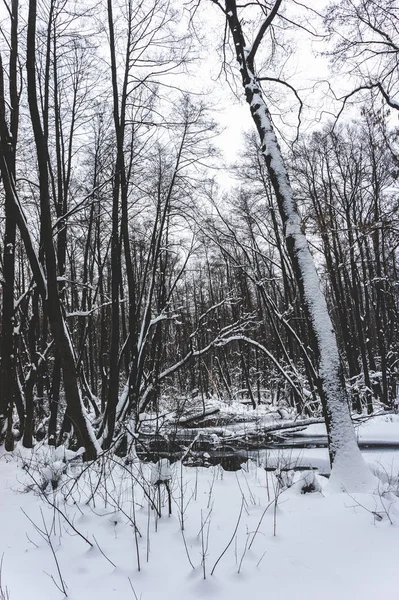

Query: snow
[224,10,374,490]
[298,413,399,444]
[1,432,399,600]
[254,414,399,478]
[252,89,371,490]
[150,458,172,484]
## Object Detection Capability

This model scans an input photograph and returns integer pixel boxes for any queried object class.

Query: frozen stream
[247,415,399,476]
[246,446,399,476]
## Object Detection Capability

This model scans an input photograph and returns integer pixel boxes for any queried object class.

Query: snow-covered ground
[1,416,399,600]
[252,414,399,475]
[300,413,399,444]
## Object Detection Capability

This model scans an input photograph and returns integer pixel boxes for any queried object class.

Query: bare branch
[257,75,303,141]
[247,0,283,69]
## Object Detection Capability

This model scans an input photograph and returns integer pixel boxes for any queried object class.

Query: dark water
[137,434,399,471]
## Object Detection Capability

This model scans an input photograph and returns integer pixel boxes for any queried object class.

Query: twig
[211,497,244,575]
[128,577,141,600]
[24,469,93,547]
[0,555,10,600]
[93,535,117,568]
[248,498,276,549]
[40,509,68,596]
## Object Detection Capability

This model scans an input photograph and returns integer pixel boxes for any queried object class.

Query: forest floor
[1,413,399,600]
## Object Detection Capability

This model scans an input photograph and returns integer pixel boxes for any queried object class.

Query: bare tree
[207,0,374,489]
[0,0,23,450]
[292,116,399,413]
[325,0,399,112]
[26,0,98,459]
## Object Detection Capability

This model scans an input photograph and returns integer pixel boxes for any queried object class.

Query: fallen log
[177,408,220,425]
[261,417,325,434]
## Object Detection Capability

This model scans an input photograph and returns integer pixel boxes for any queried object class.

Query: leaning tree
[206,0,374,490]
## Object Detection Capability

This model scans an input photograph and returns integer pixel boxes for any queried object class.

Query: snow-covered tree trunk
[222,0,374,491]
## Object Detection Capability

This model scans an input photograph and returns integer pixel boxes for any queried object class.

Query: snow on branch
[214,334,304,398]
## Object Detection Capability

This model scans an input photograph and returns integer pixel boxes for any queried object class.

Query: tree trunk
[223,0,373,490]
[26,0,98,460]
[0,0,23,449]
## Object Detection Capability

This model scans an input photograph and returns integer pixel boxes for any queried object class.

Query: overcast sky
[185,0,339,184]
[0,0,360,176]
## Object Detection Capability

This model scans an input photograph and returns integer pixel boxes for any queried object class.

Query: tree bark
[26,0,98,460]
[222,0,373,490]
[0,0,24,449]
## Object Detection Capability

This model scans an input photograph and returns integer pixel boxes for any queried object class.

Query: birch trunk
[224,0,374,490]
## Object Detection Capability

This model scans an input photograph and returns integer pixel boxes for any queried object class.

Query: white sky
[0,0,368,180]
[184,0,337,184]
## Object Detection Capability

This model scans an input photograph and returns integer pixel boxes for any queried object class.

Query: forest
[0,1,399,598]
[0,0,397,462]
